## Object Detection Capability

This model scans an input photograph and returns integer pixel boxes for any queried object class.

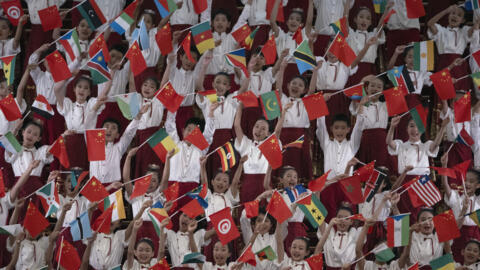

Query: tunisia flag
[85,129,106,161]
[23,201,50,238]
[130,174,152,200]
[432,209,460,242]
[266,190,292,224]
[209,207,240,245]
[45,50,72,82]
[405,0,425,19]
[156,23,173,55]
[184,127,209,150]
[38,5,62,31]
[49,135,70,168]
[454,92,471,123]
[258,134,283,169]
[302,92,329,120]
[261,35,277,65]
[1,0,24,26]
[80,176,109,202]
[339,175,363,204]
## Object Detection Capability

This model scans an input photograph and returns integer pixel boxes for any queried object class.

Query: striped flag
[77,0,106,30]
[0,224,21,236]
[99,189,126,221]
[413,40,434,71]
[457,127,475,147]
[115,92,141,120]
[32,94,54,119]
[216,142,237,172]
[147,128,179,163]
[225,48,248,77]
[110,12,134,35]
[191,21,215,54]
[87,50,111,84]
[407,175,441,207]
[58,29,81,62]
[330,17,348,37]
[0,55,16,85]
[468,209,480,227]
[69,211,92,241]
[470,71,480,88]
[294,40,316,74]
[284,135,304,149]
[409,104,428,134]
[387,214,410,247]
[0,131,22,154]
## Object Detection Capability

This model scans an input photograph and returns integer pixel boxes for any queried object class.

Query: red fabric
[167,181,199,231]
[23,201,49,238]
[49,135,70,168]
[240,174,265,203]
[238,245,257,266]
[266,0,284,22]
[56,239,81,270]
[192,0,208,14]
[302,92,329,120]
[357,129,394,172]
[234,91,259,108]
[92,203,113,233]
[258,134,283,169]
[181,32,196,63]
[384,87,408,116]
[386,29,421,66]
[405,0,426,18]
[328,35,356,67]
[431,69,456,100]
[266,190,292,223]
[280,127,312,180]
[0,94,21,121]
[155,82,185,113]
[339,175,363,204]
[184,127,209,150]
[210,207,240,244]
[446,142,473,187]
[156,23,173,55]
[397,175,422,224]
[394,94,422,141]
[249,25,270,54]
[244,200,259,218]
[284,222,308,257]
[126,41,147,76]
[437,53,471,91]
[45,50,72,82]
[262,35,277,65]
[89,34,110,62]
[134,127,164,178]
[454,92,471,123]
[363,221,387,261]
[80,177,109,202]
[433,209,460,242]
[322,182,348,222]
[0,147,14,189]
[85,129,106,161]
[38,5,62,31]
[175,106,195,140]
[451,225,480,264]
[65,133,89,170]
[130,175,152,200]
[0,0,23,26]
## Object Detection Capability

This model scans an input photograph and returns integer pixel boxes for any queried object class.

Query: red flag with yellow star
[156,23,173,55]
[80,176,109,202]
[430,69,456,100]
[258,134,283,169]
[339,175,363,204]
[433,209,460,242]
[45,50,72,82]
[328,33,356,67]
[454,92,471,123]
[49,135,70,168]
[38,5,62,31]
[126,40,147,76]
[23,201,50,238]
[383,86,408,116]
[85,128,106,161]
[149,257,170,270]
[181,32,197,63]
[261,35,277,65]
[306,253,323,270]
[266,190,292,224]
[302,92,329,120]
[231,24,251,47]
[155,81,184,113]
[56,238,81,270]
[88,33,111,62]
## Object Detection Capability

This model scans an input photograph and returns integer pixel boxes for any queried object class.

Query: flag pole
[196,204,242,223]
[375,71,388,77]
[24,179,56,200]
[444,143,455,156]
[328,82,365,97]
[204,143,227,158]
[398,183,414,196]
[22,110,31,121]
[322,33,339,59]
[455,74,471,82]
[122,173,153,186]
[235,243,252,263]
[462,174,468,197]
[56,236,65,270]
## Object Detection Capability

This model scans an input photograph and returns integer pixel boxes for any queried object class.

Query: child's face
[407,119,421,141]
[462,242,480,265]
[103,122,120,143]
[404,49,414,69]
[255,214,272,234]
[281,169,298,189]
[366,78,383,97]
[141,79,157,99]
[181,53,199,71]
[134,242,154,264]
[0,81,9,99]
[0,20,11,40]
[354,9,372,31]
[77,19,93,40]
[182,123,197,141]
[252,54,266,71]
[288,77,306,98]
[147,173,160,193]
[418,211,434,235]
[22,125,42,148]
[213,241,231,265]
[109,49,124,68]
[448,7,465,28]
[74,80,91,103]
[252,119,270,141]
[212,172,229,194]
[465,172,480,196]
[213,74,231,97]
[290,239,308,261]
[213,14,231,33]
[326,52,339,63]
[141,14,154,30]
[330,121,351,142]
[286,12,303,33]
[179,212,193,232]
[335,209,353,232]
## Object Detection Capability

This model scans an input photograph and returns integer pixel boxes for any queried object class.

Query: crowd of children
[0,0,480,269]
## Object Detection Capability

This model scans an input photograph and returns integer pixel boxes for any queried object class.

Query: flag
[409,263,419,270]
[184,127,209,150]
[70,211,92,241]
[0,131,21,154]
[354,161,375,183]
[1,0,23,26]
[244,200,259,218]
[77,0,107,30]
[410,104,428,134]
[154,0,178,18]
[198,90,218,103]
[35,181,60,217]
[110,12,134,35]
[80,176,109,202]
[387,214,410,247]
[0,94,21,121]
[457,127,475,147]
[256,246,277,261]
[56,239,81,270]
[285,184,307,203]
[225,48,248,77]
[191,21,214,54]
[407,175,442,207]
[23,201,49,238]
[187,183,208,199]
[297,194,328,228]
[433,209,461,242]
[258,134,283,169]
[473,49,480,66]
[266,190,292,223]
[430,69,456,100]
[308,170,330,192]
[92,203,113,233]
[472,0,480,10]
[339,175,363,204]
[209,207,240,244]
[387,66,413,94]
[116,92,141,120]
[0,54,15,86]
[244,26,259,50]
[148,128,179,163]
[148,258,170,270]
[373,243,395,262]
[383,9,396,23]
[155,82,184,113]
[294,40,316,74]
[348,213,366,221]
[430,254,455,270]
[413,41,434,71]
[87,50,111,85]
[302,92,329,120]
[454,92,471,123]
[363,171,385,203]
[85,129,106,161]
[383,86,408,116]
[343,84,364,100]
[192,0,207,13]
[328,34,356,67]
[469,209,480,227]
[130,174,152,199]
[71,170,89,191]
[453,160,471,180]
[126,41,147,76]
[181,32,196,63]
[163,182,179,211]
[156,23,173,56]
[0,224,21,235]
[306,254,323,270]
[431,167,457,178]
[182,252,206,264]
[234,91,258,107]
[58,29,81,62]
[266,0,284,22]
[149,202,173,232]
[261,35,277,65]
[260,91,282,120]
[373,0,387,13]
[180,195,207,218]
[406,0,426,18]
[0,169,4,198]
[88,34,110,62]
[284,135,304,149]
[49,135,70,169]
[216,142,237,172]
[31,95,54,120]
[471,71,480,88]
[45,50,72,82]
[100,189,126,221]
[131,19,150,50]
[231,24,250,47]
[292,27,303,45]
[38,5,62,31]
[330,17,348,37]
[238,245,256,266]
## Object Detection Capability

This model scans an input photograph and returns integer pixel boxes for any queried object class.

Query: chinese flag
[430,167,457,179]
[258,134,283,169]
[181,32,196,63]
[292,27,303,45]
[124,0,139,17]
[354,161,375,182]
[405,0,425,19]
[85,129,106,161]
[306,253,323,270]
[231,24,251,46]
[349,213,366,221]
[266,190,292,224]
[88,34,110,62]
[80,176,109,202]
[430,69,456,100]
[266,0,284,22]
[184,127,209,150]
[328,34,356,67]
[339,175,363,204]
[164,182,179,211]
[126,41,147,76]
[155,82,184,113]
[93,203,113,233]
[0,94,21,121]
[383,87,408,116]
[156,23,173,56]
[23,201,50,238]
[38,5,62,31]
[180,198,204,218]
[261,35,277,65]
[0,169,4,198]
[209,207,240,244]
[192,0,207,13]
[1,0,24,26]
[149,258,170,270]
[244,200,259,218]
[453,160,472,179]
[45,50,72,82]
[130,174,152,200]
[56,239,81,270]
[49,135,70,168]
[308,170,330,192]
[433,209,460,242]
[302,92,329,120]
[238,245,257,266]
[454,92,471,123]
[234,91,259,108]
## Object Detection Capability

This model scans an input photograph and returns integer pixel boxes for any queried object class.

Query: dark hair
[279,166,297,179]
[212,168,231,183]
[214,72,231,88]
[0,76,7,84]
[292,236,309,249]
[289,8,304,20]
[74,75,93,90]
[102,118,121,131]
[145,164,161,179]
[110,43,127,55]
[331,113,351,127]
[377,167,392,191]
[212,9,232,22]
[255,116,275,133]
[289,75,308,90]
[336,205,354,216]
[143,77,160,89]
[465,239,480,251]
[0,17,13,31]
[468,169,480,183]
[135,237,155,251]
[252,46,264,57]
[402,46,414,61]
[254,207,276,229]
[141,11,155,24]
[180,45,200,61]
[185,117,205,132]
[417,207,435,221]
[354,6,373,30]
[22,120,44,148]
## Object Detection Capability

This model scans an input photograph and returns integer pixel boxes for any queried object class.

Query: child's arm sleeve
[350,116,365,154]
[165,111,180,143]
[387,140,402,156]
[232,3,252,31]
[315,116,327,150]
[202,116,216,154]
[117,119,140,155]
[39,145,54,164]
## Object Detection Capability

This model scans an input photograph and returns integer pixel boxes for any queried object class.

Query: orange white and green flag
[413,40,434,71]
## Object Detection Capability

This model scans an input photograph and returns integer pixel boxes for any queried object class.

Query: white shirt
[386,0,420,30]
[196,92,239,129]
[165,229,209,270]
[170,0,202,26]
[388,140,439,175]
[126,28,161,67]
[91,230,128,269]
[247,68,276,96]
[318,226,362,267]
[240,0,288,26]
[440,107,472,142]
[445,190,480,227]
[358,191,392,221]
[347,28,385,63]
[278,257,312,270]
[167,55,202,107]
[58,98,104,132]
[11,236,49,270]
[350,101,389,129]
[205,188,239,220]
[281,94,310,128]
[5,145,53,177]
[472,113,480,168]
[361,261,397,270]
[125,189,163,221]
[95,0,126,32]
[0,98,26,135]
[316,116,364,178]
[313,0,353,35]
[405,68,432,95]
[166,112,215,183]
[59,195,89,227]
[138,97,164,130]
[315,57,358,90]
[0,38,20,58]
[234,136,270,174]
[202,262,234,270]
[24,0,66,25]
[0,192,13,226]
[99,62,130,97]
[410,231,445,266]
[274,28,308,62]
[428,24,471,55]
[455,262,480,270]
[123,258,158,270]
[89,119,140,183]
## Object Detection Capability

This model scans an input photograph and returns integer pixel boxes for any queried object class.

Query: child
[474,104,480,169]
[455,240,480,269]
[0,15,26,58]
[170,0,204,33]
[276,237,312,270]
[124,219,162,270]
[202,241,235,270]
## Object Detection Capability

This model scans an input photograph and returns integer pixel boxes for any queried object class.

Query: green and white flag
[373,243,395,262]
[182,252,206,264]
[0,224,21,235]
[0,132,22,154]
[116,93,141,120]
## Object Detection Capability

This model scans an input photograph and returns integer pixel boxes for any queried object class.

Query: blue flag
[131,19,150,51]
[70,211,92,241]
[285,184,307,203]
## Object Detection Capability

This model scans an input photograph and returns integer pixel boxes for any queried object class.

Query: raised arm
[273,101,292,138]
[122,147,140,196]
[272,49,289,77]
[195,51,213,93]
[54,79,69,110]
[275,57,288,92]
[430,118,448,153]
[386,116,400,151]
[314,219,335,254]
[45,231,59,269]
[15,64,35,107]
[53,200,73,233]
[159,150,174,192]
[125,200,153,242]
[305,0,314,37]
[80,232,97,270]
[157,218,170,260]
[6,232,25,270]
[391,166,414,191]
[387,45,406,70]
[308,61,322,95]
[375,2,394,29]
[12,15,27,50]
[351,37,377,69]
[263,165,273,191]
[427,5,456,35]
[355,219,376,270]
[269,0,282,37]
[231,156,247,198]
[233,102,245,143]
[126,219,143,269]
[440,154,452,199]
[275,219,285,263]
